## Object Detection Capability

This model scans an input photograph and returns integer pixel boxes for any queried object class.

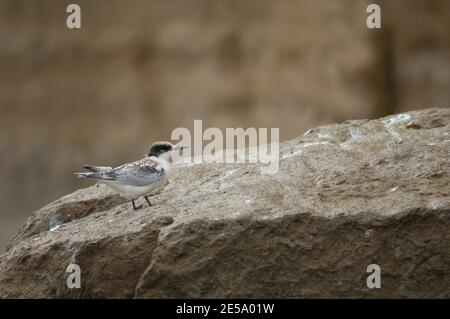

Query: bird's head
[146,141,185,161]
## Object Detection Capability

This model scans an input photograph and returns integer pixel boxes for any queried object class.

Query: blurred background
[0,0,449,250]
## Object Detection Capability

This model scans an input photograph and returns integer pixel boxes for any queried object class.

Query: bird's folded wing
[83,165,113,172]
[113,159,165,186]
[74,168,116,180]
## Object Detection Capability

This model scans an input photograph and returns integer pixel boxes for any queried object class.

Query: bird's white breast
[103,178,166,200]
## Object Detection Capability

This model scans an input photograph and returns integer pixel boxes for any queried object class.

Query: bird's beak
[174,145,188,150]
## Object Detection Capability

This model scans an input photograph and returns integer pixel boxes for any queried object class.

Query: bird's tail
[74,166,115,180]
[74,172,98,179]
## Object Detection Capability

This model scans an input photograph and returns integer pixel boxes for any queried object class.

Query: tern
[74,141,184,210]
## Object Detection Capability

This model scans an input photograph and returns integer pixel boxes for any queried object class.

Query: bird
[74,141,184,210]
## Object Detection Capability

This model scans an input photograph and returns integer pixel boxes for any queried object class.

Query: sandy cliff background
[0,0,449,250]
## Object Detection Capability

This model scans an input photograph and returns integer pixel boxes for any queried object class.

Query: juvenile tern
[74,141,184,210]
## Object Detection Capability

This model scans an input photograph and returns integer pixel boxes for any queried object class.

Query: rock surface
[1,108,449,298]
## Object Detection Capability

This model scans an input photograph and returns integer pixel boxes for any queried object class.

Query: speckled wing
[113,158,165,186]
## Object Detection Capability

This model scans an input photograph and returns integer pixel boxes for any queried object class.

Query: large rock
[3,0,450,250]
[1,108,449,298]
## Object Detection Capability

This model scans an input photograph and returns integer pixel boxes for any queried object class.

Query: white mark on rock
[50,224,61,232]
[382,113,412,126]
[49,217,62,231]
[282,141,330,159]
[388,186,399,193]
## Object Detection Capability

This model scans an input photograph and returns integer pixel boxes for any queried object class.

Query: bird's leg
[132,199,143,210]
[144,195,155,207]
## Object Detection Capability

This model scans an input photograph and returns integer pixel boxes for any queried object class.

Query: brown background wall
[0,0,449,250]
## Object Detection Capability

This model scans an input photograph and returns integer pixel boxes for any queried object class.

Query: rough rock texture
[1,108,449,298]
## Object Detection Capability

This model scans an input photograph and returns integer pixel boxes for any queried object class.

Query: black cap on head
[147,142,174,158]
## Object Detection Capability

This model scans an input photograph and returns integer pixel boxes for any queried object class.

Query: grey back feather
[76,158,165,186]
[112,158,165,186]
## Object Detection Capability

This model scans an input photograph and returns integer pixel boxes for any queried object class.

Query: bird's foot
[144,195,155,207]
[132,199,143,211]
